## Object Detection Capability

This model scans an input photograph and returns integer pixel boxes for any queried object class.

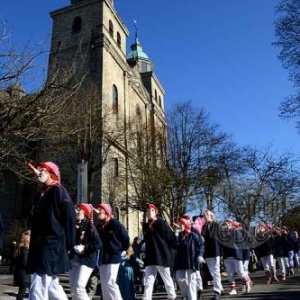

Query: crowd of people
[8,160,300,300]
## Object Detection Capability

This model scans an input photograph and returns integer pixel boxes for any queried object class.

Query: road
[1,266,300,299]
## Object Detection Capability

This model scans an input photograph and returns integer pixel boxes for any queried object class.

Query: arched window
[114,158,119,177]
[109,20,114,37]
[136,104,142,130]
[72,16,82,33]
[112,85,118,114]
[117,32,121,48]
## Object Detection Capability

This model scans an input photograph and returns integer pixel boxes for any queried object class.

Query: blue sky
[1,0,299,154]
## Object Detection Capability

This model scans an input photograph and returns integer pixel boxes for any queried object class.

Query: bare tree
[218,146,300,229]
[166,101,238,217]
[274,0,300,131]
[0,21,81,180]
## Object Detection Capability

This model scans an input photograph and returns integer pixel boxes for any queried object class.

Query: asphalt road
[0,266,300,299]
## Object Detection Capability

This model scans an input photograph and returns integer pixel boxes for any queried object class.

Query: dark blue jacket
[254,232,274,257]
[97,218,130,264]
[222,229,243,260]
[27,183,76,276]
[173,231,204,271]
[71,218,102,268]
[143,218,175,267]
[282,233,295,256]
[202,221,221,258]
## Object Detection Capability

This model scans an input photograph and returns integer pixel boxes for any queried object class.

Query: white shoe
[229,289,237,295]
[246,282,251,293]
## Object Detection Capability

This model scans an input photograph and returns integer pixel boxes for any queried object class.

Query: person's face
[37,167,50,183]
[204,211,213,222]
[259,225,266,232]
[146,208,156,220]
[97,208,107,221]
[76,208,85,221]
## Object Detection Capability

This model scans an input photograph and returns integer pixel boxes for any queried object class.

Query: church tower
[47,0,166,239]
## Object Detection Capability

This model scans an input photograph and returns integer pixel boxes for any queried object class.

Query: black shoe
[211,292,221,300]
[197,290,203,300]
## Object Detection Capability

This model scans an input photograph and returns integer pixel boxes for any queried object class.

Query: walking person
[142,204,177,300]
[27,161,76,300]
[202,210,222,300]
[255,223,278,284]
[222,219,251,296]
[173,216,205,300]
[281,226,295,276]
[95,203,130,300]
[13,230,31,300]
[69,203,102,300]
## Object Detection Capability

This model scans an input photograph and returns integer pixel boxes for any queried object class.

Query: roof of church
[126,37,151,62]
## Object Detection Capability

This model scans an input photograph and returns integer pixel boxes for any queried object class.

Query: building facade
[47,0,167,239]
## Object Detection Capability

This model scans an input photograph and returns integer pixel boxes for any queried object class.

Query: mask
[146,209,156,220]
[37,169,49,183]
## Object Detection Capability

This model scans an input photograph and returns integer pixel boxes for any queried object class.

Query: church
[46,0,166,239]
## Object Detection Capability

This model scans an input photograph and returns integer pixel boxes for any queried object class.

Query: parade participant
[273,227,286,281]
[26,161,76,300]
[281,226,295,276]
[142,204,176,300]
[96,203,130,300]
[255,223,278,284]
[69,203,102,300]
[173,216,204,300]
[234,221,253,291]
[202,210,222,300]
[222,219,251,295]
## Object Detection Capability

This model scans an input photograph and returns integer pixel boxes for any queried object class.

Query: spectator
[13,230,31,300]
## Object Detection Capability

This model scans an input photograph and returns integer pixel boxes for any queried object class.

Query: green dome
[126,38,152,64]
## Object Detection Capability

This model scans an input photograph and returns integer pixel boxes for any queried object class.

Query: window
[72,16,82,33]
[159,96,162,107]
[109,20,114,37]
[136,104,142,130]
[117,32,121,48]
[112,85,118,114]
[155,89,157,102]
[141,61,147,72]
[114,158,119,177]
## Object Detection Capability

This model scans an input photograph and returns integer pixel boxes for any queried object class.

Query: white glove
[175,229,180,237]
[74,244,85,254]
[197,256,205,264]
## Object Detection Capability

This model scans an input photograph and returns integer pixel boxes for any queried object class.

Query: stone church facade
[46,0,167,239]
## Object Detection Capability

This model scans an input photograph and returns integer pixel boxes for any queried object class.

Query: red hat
[147,204,157,211]
[98,203,112,216]
[38,162,61,183]
[181,214,191,221]
[178,218,191,232]
[77,203,93,219]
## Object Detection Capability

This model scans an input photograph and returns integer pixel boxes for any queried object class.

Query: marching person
[202,210,222,300]
[173,216,204,300]
[69,203,102,300]
[27,161,76,300]
[222,219,251,295]
[96,203,130,300]
[142,204,177,300]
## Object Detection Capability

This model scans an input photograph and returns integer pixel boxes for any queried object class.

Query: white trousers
[260,254,275,271]
[142,265,176,300]
[69,261,94,300]
[206,257,222,294]
[29,273,68,300]
[175,269,196,300]
[224,257,247,283]
[243,260,249,277]
[275,257,286,276]
[195,270,203,291]
[100,263,123,300]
